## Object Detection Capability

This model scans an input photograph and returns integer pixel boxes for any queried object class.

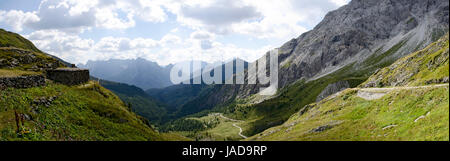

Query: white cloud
[229,0,346,39]
[330,0,350,6]
[160,34,182,46]
[0,10,40,32]
[162,0,347,40]
[94,0,168,29]
[24,30,95,64]
[135,0,168,22]
[26,30,94,52]
[179,0,261,26]
[26,0,97,33]
[94,36,159,52]
[190,30,215,40]
[0,0,169,33]
[95,7,136,30]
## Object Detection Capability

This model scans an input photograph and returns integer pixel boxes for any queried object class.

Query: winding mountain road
[216,113,248,139]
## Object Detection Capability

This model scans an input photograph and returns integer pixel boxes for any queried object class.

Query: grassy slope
[1,28,66,71]
[0,47,65,71]
[250,87,448,141]
[168,113,242,141]
[1,28,63,70]
[99,79,168,124]
[189,114,242,141]
[146,84,206,112]
[0,29,41,52]
[0,69,39,77]
[249,34,449,141]
[362,34,449,87]
[0,81,173,141]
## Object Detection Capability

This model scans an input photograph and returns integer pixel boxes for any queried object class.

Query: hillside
[248,34,449,141]
[0,28,184,141]
[0,81,162,140]
[0,29,41,53]
[189,0,450,137]
[0,29,71,68]
[98,79,169,124]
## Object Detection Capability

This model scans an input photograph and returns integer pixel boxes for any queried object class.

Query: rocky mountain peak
[278,0,448,88]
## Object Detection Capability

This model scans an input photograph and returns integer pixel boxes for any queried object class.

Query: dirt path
[355,84,449,100]
[216,113,248,139]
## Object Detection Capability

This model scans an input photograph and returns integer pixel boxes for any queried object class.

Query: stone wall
[46,68,89,85]
[0,75,46,89]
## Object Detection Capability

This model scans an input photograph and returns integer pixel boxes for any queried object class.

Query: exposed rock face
[46,68,89,85]
[0,75,45,89]
[276,0,449,88]
[316,81,350,102]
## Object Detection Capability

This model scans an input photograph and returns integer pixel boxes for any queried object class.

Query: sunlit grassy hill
[0,81,165,141]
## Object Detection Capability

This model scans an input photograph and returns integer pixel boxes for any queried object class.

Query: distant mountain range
[79,59,216,90]
[79,58,174,90]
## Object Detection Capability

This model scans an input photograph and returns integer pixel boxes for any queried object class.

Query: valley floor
[172,113,247,141]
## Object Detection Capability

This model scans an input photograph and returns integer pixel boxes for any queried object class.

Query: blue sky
[0,0,349,66]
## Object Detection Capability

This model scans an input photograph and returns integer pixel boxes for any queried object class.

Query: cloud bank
[0,0,349,65]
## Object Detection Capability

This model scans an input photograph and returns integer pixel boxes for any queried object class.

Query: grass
[0,81,172,141]
[0,48,64,71]
[179,113,243,141]
[250,86,449,141]
[1,28,65,71]
[0,29,41,52]
[0,69,40,77]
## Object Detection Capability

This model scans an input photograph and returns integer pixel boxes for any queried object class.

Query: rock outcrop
[275,0,449,88]
[0,75,45,89]
[0,47,63,71]
[46,68,89,85]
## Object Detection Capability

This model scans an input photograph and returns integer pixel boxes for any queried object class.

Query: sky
[0,0,349,66]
